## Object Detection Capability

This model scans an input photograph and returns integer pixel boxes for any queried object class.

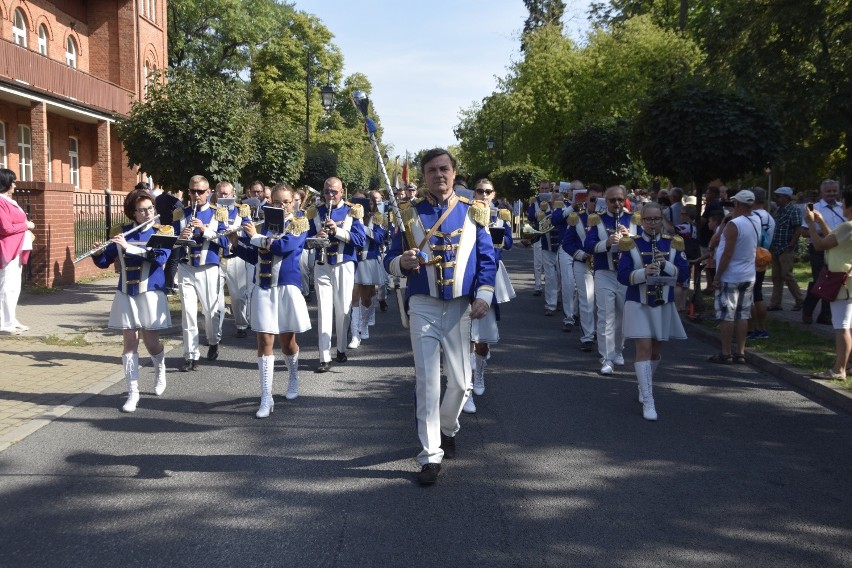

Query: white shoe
[255,397,274,418]
[122,391,139,413]
[613,354,625,366]
[600,360,614,375]
[152,350,167,396]
[348,336,361,349]
[463,394,477,414]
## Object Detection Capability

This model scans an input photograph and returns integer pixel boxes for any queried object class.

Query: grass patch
[41,334,90,347]
[24,285,59,295]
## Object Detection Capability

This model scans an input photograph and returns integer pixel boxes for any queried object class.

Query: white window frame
[38,25,48,56]
[66,37,77,68]
[69,137,80,189]
[13,9,28,47]
[0,123,7,170]
[18,126,33,182]
[47,131,53,182]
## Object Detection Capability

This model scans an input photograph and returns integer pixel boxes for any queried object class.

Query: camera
[807,203,814,211]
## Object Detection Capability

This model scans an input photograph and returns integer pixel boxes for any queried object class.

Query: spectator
[748,188,776,339]
[768,187,805,311]
[0,168,35,335]
[801,179,845,325]
[804,188,852,380]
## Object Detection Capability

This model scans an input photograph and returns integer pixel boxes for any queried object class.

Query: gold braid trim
[215,206,230,222]
[305,205,318,220]
[288,216,309,236]
[619,236,637,251]
[348,203,364,220]
[631,211,642,226]
[172,208,186,224]
[587,213,601,227]
[469,201,489,227]
[567,212,579,226]
[498,209,512,222]
[156,225,175,236]
[670,235,685,252]
[372,212,387,228]
[238,203,251,218]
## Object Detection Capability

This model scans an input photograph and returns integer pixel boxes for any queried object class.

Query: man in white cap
[768,187,804,311]
[708,189,760,364]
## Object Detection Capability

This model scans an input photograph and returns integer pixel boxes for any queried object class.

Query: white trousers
[558,249,577,325]
[533,239,543,290]
[300,248,314,295]
[178,263,223,360]
[409,295,471,465]
[0,255,22,330]
[315,261,355,362]
[594,269,626,361]
[221,257,250,330]
[573,259,596,342]
[542,249,560,311]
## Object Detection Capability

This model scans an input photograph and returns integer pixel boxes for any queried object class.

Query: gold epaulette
[587,213,601,227]
[528,196,536,206]
[670,235,685,252]
[661,233,672,239]
[631,211,642,226]
[398,200,412,211]
[410,197,424,207]
[568,212,579,226]
[305,204,318,220]
[469,200,489,227]
[215,206,230,222]
[540,201,551,213]
[372,212,387,229]
[172,208,186,224]
[619,236,637,251]
[156,225,175,236]
[498,209,512,222]
[238,203,251,218]
[401,203,418,226]
[536,210,546,221]
[457,196,473,205]
[348,203,364,220]
[554,198,565,209]
[288,216,309,236]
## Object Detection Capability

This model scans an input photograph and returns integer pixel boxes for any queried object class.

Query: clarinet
[316,208,329,265]
[649,230,666,306]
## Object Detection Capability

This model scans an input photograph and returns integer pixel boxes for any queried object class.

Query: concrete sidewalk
[1,266,850,453]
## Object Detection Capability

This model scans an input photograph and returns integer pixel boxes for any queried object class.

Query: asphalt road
[0,249,850,567]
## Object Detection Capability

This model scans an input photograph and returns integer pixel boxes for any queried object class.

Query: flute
[73,215,161,264]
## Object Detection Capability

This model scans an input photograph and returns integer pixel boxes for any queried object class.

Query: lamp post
[305,53,335,145]
[764,165,772,192]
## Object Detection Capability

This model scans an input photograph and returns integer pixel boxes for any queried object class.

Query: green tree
[491,163,549,202]
[559,117,635,187]
[633,84,783,188]
[522,0,566,50]
[115,70,257,190]
[240,113,304,186]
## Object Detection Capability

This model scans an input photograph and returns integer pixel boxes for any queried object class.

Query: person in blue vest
[385,148,497,486]
[306,177,367,372]
[174,175,229,371]
[584,185,640,375]
[617,202,689,420]
[231,184,311,418]
[90,189,173,412]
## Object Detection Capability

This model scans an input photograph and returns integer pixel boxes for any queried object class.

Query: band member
[538,192,564,317]
[174,175,228,371]
[564,184,603,350]
[91,189,173,412]
[214,181,252,338]
[349,190,388,349]
[231,185,311,417]
[617,203,689,420]
[584,185,639,375]
[550,190,577,330]
[385,148,497,486]
[464,178,514,414]
[527,180,550,296]
[295,187,315,300]
[306,177,366,371]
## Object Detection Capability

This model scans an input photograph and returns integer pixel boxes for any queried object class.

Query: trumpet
[73,215,161,264]
[648,231,666,306]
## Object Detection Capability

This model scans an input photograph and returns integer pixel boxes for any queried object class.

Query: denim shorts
[715,281,754,322]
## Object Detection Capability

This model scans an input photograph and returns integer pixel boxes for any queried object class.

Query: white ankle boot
[462,392,477,414]
[256,355,274,418]
[473,353,487,396]
[635,360,657,421]
[122,353,140,412]
[151,348,167,396]
[348,306,361,349]
[359,303,371,340]
[284,351,299,400]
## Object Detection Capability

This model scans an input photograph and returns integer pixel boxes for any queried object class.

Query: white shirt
[803,199,847,236]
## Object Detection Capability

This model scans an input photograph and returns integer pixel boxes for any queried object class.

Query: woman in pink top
[0,168,35,334]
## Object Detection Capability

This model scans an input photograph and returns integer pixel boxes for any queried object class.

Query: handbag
[812,265,852,302]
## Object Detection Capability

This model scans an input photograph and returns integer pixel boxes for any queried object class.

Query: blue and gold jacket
[93,225,171,296]
[233,216,308,289]
[385,193,496,306]
[171,203,228,267]
[306,200,367,265]
[359,211,388,261]
[616,233,689,305]
[583,210,641,272]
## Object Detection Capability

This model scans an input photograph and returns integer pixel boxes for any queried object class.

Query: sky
[294,0,594,159]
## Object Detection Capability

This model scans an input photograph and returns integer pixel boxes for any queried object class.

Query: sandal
[733,353,747,364]
[812,369,846,381]
[708,353,733,364]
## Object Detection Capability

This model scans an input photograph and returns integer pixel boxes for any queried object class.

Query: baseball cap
[773,186,794,197]
[731,189,755,204]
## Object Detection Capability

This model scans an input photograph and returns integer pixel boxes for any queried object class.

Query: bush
[490,163,549,202]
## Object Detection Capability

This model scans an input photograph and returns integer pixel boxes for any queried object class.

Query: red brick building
[0,1,167,285]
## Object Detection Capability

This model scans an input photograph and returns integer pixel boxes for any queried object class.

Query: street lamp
[486,136,495,151]
[306,54,335,145]
[764,165,772,191]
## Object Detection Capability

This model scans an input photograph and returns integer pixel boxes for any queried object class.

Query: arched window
[13,9,28,47]
[38,25,49,55]
[66,36,78,68]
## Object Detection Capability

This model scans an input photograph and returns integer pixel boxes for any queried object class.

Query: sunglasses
[475,189,495,195]
[189,189,208,195]
[323,189,340,195]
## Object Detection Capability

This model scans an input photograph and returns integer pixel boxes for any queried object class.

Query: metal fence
[74,190,126,259]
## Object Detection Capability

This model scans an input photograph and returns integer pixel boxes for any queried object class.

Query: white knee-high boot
[639,356,662,403]
[348,306,362,349]
[473,353,487,396]
[256,355,275,418]
[359,302,371,340]
[368,293,377,325]
[284,351,300,400]
[634,360,657,421]
[122,353,140,412]
[151,348,167,396]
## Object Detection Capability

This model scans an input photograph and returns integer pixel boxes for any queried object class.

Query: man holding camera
[801,179,845,324]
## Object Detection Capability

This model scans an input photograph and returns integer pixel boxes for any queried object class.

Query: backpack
[753,210,772,248]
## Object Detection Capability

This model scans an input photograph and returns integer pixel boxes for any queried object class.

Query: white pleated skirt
[108,290,172,330]
[354,257,386,285]
[623,301,687,341]
[471,308,499,344]
[251,284,311,334]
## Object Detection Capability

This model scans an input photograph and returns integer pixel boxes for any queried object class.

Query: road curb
[683,319,852,415]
